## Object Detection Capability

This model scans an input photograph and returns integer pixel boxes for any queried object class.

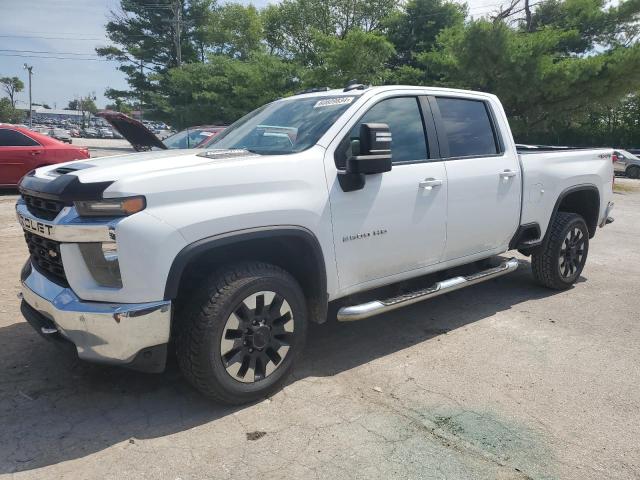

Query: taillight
[612,153,618,163]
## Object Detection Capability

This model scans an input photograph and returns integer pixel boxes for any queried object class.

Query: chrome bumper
[20,263,171,366]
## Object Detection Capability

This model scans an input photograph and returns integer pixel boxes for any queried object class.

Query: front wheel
[531,212,589,290]
[176,262,307,405]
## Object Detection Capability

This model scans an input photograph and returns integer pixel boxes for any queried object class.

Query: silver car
[614,150,640,179]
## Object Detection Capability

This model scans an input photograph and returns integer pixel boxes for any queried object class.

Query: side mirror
[346,123,392,175]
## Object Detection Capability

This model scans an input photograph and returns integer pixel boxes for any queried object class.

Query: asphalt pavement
[0,179,639,479]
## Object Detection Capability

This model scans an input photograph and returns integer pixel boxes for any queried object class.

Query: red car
[0,125,90,187]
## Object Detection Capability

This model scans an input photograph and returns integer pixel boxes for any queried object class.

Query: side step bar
[337,257,519,321]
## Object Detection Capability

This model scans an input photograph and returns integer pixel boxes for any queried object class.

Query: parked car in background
[97,111,225,151]
[98,127,114,139]
[81,128,99,138]
[162,126,226,149]
[0,125,89,186]
[48,128,72,144]
[613,149,640,179]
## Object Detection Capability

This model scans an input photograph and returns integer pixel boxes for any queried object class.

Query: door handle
[500,169,517,179]
[30,150,41,156]
[419,178,443,190]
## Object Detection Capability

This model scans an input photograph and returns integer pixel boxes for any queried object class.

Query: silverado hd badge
[342,228,388,243]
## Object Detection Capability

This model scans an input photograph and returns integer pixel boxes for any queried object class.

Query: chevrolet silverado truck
[16,85,615,404]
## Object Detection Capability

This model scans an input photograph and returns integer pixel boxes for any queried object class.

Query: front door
[326,95,448,290]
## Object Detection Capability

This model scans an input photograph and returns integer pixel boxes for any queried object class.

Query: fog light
[79,242,122,288]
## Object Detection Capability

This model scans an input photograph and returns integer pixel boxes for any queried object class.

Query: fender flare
[163,225,327,303]
[547,184,600,238]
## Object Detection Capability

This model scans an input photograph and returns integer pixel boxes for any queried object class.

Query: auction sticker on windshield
[314,97,354,108]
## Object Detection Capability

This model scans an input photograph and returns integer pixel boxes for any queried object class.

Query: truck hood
[96,111,167,151]
[35,148,260,185]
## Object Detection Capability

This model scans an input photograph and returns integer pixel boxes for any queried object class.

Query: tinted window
[436,98,498,157]
[348,97,427,164]
[0,129,39,147]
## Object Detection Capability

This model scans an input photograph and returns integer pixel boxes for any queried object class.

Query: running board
[337,257,519,321]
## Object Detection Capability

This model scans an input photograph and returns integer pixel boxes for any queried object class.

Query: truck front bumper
[20,262,171,372]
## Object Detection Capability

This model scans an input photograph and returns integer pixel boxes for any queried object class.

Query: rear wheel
[176,262,307,404]
[531,212,589,290]
[627,165,640,179]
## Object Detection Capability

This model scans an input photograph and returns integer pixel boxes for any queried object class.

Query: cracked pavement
[1,179,639,479]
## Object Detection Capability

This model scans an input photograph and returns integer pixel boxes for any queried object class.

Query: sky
[1,0,504,109]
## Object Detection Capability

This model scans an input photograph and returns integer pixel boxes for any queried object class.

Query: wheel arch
[165,226,328,324]
[550,184,600,239]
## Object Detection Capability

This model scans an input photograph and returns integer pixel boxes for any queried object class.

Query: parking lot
[0,178,638,479]
[72,138,135,158]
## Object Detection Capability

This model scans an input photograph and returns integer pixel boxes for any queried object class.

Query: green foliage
[305,30,395,87]
[101,0,640,146]
[0,97,25,123]
[385,0,466,67]
[424,16,640,141]
[153,53,299,128]
[262,0,396,64]
[0,76,25,109]
[206,4,263,59]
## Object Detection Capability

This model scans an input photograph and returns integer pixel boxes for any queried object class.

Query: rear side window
[0,129,39,147]
[436,98,498,158]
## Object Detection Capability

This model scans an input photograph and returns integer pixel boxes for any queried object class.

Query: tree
[262,0,397,64]
[0,97,25,123]
[384,0,466,67]
[152,52,299,127]
[305,29,396,87]
[67,98,97,114]
[0,76,24,109]
[424,17,640,142]
[206,3,263,59]
[96,0,217,106]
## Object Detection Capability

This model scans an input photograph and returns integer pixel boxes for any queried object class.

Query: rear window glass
[436,98,498,158]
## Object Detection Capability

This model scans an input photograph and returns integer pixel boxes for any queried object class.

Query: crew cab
[16,86,614,404]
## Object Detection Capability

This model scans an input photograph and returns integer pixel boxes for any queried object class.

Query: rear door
[429,96,521,260]
[0,129,43,185]
[326,94,448,290]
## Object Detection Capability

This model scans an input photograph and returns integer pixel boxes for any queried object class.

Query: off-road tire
[531,212,589,290]
[627,165,640,179]
[176,261,307,405]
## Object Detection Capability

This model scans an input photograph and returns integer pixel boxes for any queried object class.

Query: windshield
[163,128,214,149]
[207,96,356,154]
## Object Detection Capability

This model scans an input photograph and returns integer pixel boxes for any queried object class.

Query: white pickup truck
[16,85,615,404]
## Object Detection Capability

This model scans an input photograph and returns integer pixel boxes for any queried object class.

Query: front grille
[21,193,67,221]
[24,231,68,285]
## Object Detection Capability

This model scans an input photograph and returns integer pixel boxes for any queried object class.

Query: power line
[0,48,101,56]
[0,53,115,62]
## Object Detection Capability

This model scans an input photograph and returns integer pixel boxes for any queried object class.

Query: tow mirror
[346,123,392,175]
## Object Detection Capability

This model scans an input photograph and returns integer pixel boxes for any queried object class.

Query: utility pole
[23,64,33,128]
[172,1,182,66]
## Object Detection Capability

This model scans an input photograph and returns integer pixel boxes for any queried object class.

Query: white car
[613,149,640,179]
[16,85,614,404]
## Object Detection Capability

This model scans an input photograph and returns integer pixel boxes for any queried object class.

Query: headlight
[75,196,146,217]
[78,242,122,288]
